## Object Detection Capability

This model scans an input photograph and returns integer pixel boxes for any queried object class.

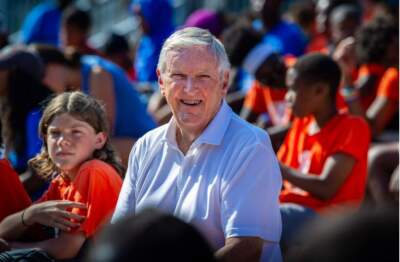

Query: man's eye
[49,130,61,137]
[198,75,211,79]
[171,74,185,79]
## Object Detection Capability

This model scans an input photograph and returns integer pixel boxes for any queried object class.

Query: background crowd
[0,0,398,261]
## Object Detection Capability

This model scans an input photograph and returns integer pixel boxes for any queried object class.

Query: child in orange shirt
[0,92,124,260]
[278,54,371,251]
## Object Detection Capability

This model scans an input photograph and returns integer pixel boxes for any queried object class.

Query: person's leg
[280,203,317,253]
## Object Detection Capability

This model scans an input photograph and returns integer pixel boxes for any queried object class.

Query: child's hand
[23,201,87,231]
[333,37,356,85]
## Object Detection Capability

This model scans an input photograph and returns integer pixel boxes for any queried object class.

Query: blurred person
[33,45,157,166]
[260,0,308,57]
[103,33,135,81]
[335,16,398,139]
[0,92,123,260]
[285,207,398,262]
[366,142,399,206]
[112,27,283,262]
[240,43,293,129]
[20,0,73,46]
[130,0,174,82]
[86,208,217,262]
[0,46,53,174]
[329,4,361,47]
[287,0,316,43]
[60,7,100,55]
[278,54,370,251]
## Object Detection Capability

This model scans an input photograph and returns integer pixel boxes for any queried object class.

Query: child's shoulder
[337,113,369,130]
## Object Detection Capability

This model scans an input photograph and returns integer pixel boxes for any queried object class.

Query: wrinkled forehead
[165,46,219,71]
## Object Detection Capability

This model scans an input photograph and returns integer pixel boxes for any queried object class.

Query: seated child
[277,54,371,250]
[0,92,124,260]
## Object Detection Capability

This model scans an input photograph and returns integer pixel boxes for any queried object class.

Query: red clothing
[38,160,122,237]
[355,64,387,110]
[278,113,371,211]
[377,67,399,102]
[0,159,31,221]
[243,81,291,126]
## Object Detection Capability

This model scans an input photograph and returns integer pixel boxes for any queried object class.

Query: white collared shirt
[112,101,282,261]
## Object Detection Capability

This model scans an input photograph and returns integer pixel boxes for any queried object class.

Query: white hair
[157,27,230,74]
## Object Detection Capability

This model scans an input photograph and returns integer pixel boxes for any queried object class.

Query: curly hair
[29,91,125,179]
[356,16,398,64]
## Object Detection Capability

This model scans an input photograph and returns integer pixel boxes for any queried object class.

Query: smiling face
[46,113,105,178]
[158,45,229,139]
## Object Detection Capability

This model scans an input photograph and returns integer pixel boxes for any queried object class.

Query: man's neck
[176,128,199,155]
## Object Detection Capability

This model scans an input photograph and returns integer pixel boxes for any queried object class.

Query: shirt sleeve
[377,68,399,102]
[332,117,371,161]
[111,142,140,223]
[220,142,282,242]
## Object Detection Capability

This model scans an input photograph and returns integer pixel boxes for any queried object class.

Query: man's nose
[183,77,196,92]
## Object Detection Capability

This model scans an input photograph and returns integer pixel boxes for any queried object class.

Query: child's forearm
[0,211,29,240]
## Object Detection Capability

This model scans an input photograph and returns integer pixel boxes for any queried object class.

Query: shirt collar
[161,100,232,147]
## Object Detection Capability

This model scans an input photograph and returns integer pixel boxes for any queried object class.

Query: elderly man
[112,27,282,262]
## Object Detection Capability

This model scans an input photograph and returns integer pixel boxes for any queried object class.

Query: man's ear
[156,69,165,96]
[221,70,230,95]
[314,82,329,97]
[94,132,107,149]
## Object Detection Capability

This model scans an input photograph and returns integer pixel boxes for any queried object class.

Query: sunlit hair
[29,91,125,179]
[157,27,230,75]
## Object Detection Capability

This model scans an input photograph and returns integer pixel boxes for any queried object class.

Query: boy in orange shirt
[278,53,371,250]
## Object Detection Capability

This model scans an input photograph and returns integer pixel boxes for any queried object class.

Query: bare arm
[366,97,396,138]
[280,153,356,200]
[215,237,264,262]
[89,66,116,133]
[10,231,86,260]
[0,201,86,240]
[240,107,259,124]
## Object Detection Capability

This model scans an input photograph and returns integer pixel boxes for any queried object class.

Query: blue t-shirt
[20,1,61,46]
[81,55,157,138]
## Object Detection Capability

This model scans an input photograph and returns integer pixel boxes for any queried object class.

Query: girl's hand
[24,201,87,231]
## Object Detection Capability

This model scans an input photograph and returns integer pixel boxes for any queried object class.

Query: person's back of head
[292,53,341,100]
[355,16,398,67]
[330,4,361,44]
[221,21,263,67]
[86,208,217,262]
[62,7,91,47]
[286,207,399,262]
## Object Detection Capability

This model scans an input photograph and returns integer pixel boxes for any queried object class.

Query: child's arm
[10,231,86,260]
[0,201,85,240]
[280,153,356,200]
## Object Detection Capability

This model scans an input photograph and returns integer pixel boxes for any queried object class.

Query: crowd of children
[0,0,398,261]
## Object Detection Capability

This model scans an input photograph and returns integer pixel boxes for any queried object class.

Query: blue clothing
[20,1,61,46]
[131,0,174,81]
[81,55,156,138]
[263,21,307,57]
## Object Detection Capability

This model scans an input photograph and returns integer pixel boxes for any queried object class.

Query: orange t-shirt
[0,159,32,221]
[243,81,291,126]
[355,63,387,110]
[278,113,371,212]
[377,67,399,102]
[38,159,122,237]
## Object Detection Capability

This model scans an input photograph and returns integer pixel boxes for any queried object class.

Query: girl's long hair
[29,91,125,179]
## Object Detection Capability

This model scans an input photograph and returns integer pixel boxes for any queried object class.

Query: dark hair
[103,33,129,55]
[221,21,263,67]
[330,4,361,26]
[86,208,217,262]
[355,16,398,64]
[293,53,341,99]
[0,68,52,172]
[29,92,125,179]
[32,44,81,68]
[63,7,91,34]
[286,208,399,262]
